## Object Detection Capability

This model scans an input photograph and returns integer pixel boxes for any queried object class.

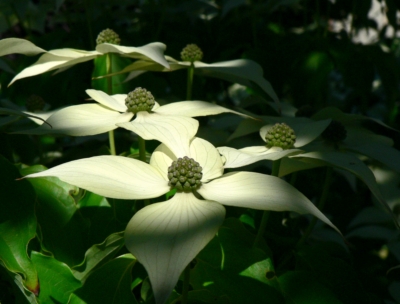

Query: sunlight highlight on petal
[199,171,340,233]
[125,192,225,304]
[118,112,198,157]
[24,156,168,199]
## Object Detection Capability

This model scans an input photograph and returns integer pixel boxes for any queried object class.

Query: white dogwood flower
[24,137,339,304]
[218,117,331,168]
[17,89,246,157]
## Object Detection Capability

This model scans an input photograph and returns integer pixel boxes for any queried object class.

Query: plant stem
[186,63,195,100]
[138,136,146,162]
[106,53,116,155]
[253,159,281,247]
[181,263,191,304]
[296,166,333,248]
[108,130,116,156]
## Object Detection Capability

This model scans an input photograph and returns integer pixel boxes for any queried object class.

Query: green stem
[138,136,146,162]
[186,63,195,100]
[106,53,113,95]
[253,159,281,248]
[108,130,116,156]
[181,264,191,304]
[296,166,333,248]
[105,53,117,155]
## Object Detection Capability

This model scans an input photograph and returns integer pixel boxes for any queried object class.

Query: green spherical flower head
[321,120,347,143]
[26,94,45,112]
[125,88,155,114]
[180,44,203,62]
[265,123,296,149]
[96,29,121,45]
[168,156,203,192]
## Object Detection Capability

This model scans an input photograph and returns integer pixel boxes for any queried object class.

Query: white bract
[24,137,339,304]
[218,118,331,168]
[18,89,247,157]
[9,41,169,85]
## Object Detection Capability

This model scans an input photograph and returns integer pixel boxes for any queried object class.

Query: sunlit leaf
[31,251,81,303]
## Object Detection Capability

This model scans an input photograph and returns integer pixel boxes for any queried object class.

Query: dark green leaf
[70,254,138,304]
[0,156,38,294]
[278,271,342,304]
[20,165,90,266]
[191,218,283,304]
[72,231,125,283]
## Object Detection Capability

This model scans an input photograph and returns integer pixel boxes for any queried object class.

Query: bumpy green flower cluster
[265,123,296,149]
[168,156,203,192]
[125,88,155,114]
[26,94,45,112]
[96,29,121,45]
[180,44,203,62]
[321,120,347,143]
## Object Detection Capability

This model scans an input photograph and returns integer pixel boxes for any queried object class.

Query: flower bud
[26,94,45,112]
[125,88,155,114]
[168,156,203,192]
[180,44,203,62]
[265,123,296,149]
[321,120,347,143]
[96,29,121,45]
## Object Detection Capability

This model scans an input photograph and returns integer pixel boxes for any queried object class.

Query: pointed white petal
[198,172,340,233]
[189,138,224,182]
[9,50,99,85]
[150,144,176,181]
[85,89,127,112]
[259,119,331,148]
[125,192,225,304]
[23,110,58,125]
[24,155,168,199]
[218,146,303,168]
[0,38,46,56]
[16,104,133,136]
[117,112,198,158]
[153,100,249,118]
[96,42,169,68]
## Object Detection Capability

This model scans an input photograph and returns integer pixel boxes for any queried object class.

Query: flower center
[96,29,121,45]
[125,88,155,114]
[321,120,347,143]
[180,44,203,62]
[168,156,203,192]
[265,123,296,149]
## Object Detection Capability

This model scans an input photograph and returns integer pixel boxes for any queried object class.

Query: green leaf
[31,251,81,303]
[70,254,138,304]
[278,271,342,304]
[20,165,90,266]
[191,218,283,304]
[0,38,46,57]
[291,151,399,228]
[0,156,38,294]
[72,231,125,283]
